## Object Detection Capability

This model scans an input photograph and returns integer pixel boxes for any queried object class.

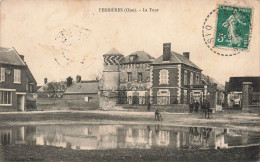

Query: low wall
[116,104,190,112]
[37,94,99,111]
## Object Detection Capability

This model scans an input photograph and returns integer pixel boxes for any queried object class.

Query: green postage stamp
[214,5,252,50]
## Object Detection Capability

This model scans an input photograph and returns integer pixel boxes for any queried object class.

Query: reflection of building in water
[215,128,228,149]
[1,125,259,151]
[125,127,151,149]
[156,131,170,146]
[0,126,36,146]
[98,125,118,149]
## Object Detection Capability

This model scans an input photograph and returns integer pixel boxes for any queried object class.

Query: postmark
[202,4,253,56]
[214,5,252,50]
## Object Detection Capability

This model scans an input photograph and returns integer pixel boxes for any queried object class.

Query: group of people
[189,100,212,118]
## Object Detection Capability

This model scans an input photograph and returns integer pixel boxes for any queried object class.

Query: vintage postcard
[0,0,259,161]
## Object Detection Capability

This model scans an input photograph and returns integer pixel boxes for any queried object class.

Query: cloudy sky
[0,0,259,85]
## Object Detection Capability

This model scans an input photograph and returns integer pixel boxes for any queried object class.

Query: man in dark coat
[194,100,199,112]
[147,103,151,111]
[189,102,194,113]
[204,100,211,118]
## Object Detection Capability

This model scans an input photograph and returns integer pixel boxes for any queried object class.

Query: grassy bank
[1,145,259,162]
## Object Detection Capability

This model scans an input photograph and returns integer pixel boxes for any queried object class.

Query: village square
[0,0,260,161]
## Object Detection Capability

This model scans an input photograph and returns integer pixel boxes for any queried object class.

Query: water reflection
[0,124,259,150]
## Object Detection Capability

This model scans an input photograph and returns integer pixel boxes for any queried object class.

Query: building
[63,79,99,108]
[100,43,225,111]
[151,43,202,105]
[119,51,154,104]
[99,48,124,109]
[0,47,37,111]
[37,76,99,110]
[201,74,225,111]
[226,76,260,108]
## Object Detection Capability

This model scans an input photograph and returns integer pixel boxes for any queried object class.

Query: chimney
[19,55,24,61]
[44,78,48,84]
[163,43,171,61]
[183,52,190,59]
[76,75,81,83]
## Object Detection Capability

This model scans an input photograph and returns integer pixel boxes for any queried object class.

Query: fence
[117,95,181,105]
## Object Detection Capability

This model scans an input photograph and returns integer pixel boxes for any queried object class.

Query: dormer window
[129,55,137,62]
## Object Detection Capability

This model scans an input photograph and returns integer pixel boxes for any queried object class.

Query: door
[17,95,25,111]
[190,91,203,103]
[157,89,170,105]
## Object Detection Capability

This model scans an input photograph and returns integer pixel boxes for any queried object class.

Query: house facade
[119,51,154,105]
[150,43,202,105]
[100,43,225,111]
[0,47,37,111]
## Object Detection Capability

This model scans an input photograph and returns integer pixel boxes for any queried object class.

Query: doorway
[17,95,25,111]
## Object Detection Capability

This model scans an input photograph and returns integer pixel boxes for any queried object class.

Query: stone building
[100,43,225,111]
[118,51,154,105]
[99,48,124,108]
[225,76,260,108]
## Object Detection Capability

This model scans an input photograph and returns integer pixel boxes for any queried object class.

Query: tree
[67,76,73,87]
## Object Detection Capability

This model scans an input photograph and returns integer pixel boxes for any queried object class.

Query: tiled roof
[227,76,260,92]
[64,81,99,94]
[121,51,154,64]
[152,51,201,70]
[0,47,26,66]
[202,74,225,91]
[104,48,123,56]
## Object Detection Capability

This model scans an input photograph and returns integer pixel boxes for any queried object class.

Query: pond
[0,124,259,150]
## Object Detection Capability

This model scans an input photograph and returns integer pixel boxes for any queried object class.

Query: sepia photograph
[0,0,259,161]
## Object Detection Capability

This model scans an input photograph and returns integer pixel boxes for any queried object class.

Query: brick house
[0,47,37,111]
[150,43,202,105]
[119,51,154,104]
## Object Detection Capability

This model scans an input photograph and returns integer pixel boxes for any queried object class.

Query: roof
[103,48,123,56]
[152,51,201,70]
[0,47,26,66]
[121,51,154,64]
[227,76,260,92]
[201,74,225,91]
[26,66,37,85]
[64,81,99,94]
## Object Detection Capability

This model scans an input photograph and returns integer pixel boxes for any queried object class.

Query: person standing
[194,100,199,112]
[205,100,211,118]
[189,101,194,113]
[147,102,151,111]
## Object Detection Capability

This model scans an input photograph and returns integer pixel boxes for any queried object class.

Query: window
[183,90,188,104]
[159,69,169,85]
[196,74,200,84]
[184,70,188,85]
[138,73,142,82]
[14,69,21,83]
[127,72,132,82]
[0,91,12,105]
[157,89,170,105]
[29,84,34,93]
[129,55,137,62]
[190,73,193,85]
[0,68,5,82]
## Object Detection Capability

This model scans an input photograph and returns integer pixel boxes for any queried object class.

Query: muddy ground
[0,145,259,162]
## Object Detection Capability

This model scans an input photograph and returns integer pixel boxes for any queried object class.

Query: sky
[0,0,259,85]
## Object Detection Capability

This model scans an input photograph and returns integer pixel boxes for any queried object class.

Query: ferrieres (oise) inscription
[215,5,252,50]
